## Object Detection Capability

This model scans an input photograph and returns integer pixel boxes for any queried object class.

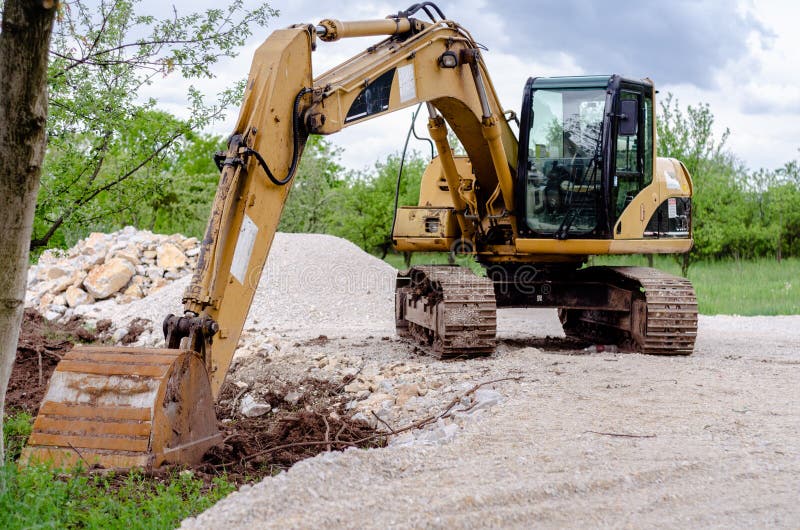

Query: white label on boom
[231,214,258,285]
[398,64,416,103]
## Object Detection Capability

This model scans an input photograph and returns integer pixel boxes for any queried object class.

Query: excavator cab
[517,75,672,241]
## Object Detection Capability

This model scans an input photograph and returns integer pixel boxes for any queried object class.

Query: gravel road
[182,308,800,529]
[37,231,797,527]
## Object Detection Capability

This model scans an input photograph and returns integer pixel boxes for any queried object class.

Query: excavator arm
[167,12,520,396]
[23,5,521,468]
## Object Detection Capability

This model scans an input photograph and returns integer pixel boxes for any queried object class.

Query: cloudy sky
[141,0,799,174]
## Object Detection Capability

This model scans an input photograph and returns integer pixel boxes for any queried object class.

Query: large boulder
[113,244,141,265]
[157,243,187,270]
[65,285,93,308]
[83,258,136,299]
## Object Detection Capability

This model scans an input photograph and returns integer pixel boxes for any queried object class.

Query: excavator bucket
[21,345,221,469]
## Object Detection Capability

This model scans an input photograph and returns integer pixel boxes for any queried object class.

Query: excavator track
[395,266,496,358]
[559,266,697,355]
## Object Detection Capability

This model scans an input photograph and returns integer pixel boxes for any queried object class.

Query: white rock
[42,270,81,295]
[81,232,109,259]
[112,327,128,342]
[38,248,65,264]
[344,380,370,393]
[157,243,187,270]
[123,283,143,299]
[44,264,74,280]
[351,412,371,424]
[113,245,140,265]
[181,237,198,249]
[359,392,394,411]
[258,343,277,357]
[38,292,54,308]
[44,310,62,321]
[240,394,271,418]
[83,258,136,299]
[284,391,303,406]
[395,383,421,407]
[417,419,459,445]
[146,266,165,279]
[456,389,503,417]
[150,277,168,293]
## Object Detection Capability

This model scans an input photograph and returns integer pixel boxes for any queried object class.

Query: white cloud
[137,0,799,173]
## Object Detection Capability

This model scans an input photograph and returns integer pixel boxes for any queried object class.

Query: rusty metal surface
[22,345,221,469]
[396,266,496,358]
[559,266,697,355]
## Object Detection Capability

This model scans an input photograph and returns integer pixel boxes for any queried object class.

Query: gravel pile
[75,232,397,345]
[59,230,507,448]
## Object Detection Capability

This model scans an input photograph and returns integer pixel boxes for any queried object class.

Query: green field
[383,253,799,316]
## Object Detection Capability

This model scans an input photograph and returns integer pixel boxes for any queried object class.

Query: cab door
[611,84,657,238]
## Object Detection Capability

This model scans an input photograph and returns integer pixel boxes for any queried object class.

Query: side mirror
[618,99,638,136]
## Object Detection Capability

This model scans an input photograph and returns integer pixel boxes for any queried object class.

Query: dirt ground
[5,309,98,415]
[182,309,800,529]
[4,310,382,486]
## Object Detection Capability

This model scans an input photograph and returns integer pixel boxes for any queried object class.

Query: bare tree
[0,0,58,461]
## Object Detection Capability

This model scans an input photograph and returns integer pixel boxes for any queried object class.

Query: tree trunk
[681,252,690,277]
[0,0,57,461]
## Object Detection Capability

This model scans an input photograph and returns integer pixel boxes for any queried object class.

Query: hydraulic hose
[245,87,311,186]
[390,104,426,242]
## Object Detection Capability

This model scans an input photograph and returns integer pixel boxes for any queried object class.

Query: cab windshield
[525,88,605,236]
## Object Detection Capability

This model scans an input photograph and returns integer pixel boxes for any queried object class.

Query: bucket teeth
[22,345,222,469]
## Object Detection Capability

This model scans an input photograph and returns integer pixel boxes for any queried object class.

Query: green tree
[30,0,275,250]
[332,152,426,257]
[751,156,800,260]
[279,136,347,234]
[138,131,225,238]
[657,93,748,274]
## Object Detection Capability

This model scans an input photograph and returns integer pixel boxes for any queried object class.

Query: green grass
[1,411,236,530]
[382,252,483,273]
[382,253,800,316]
[589,255,799,315]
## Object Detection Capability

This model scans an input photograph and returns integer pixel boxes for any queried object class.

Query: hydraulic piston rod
[316,17,415,42]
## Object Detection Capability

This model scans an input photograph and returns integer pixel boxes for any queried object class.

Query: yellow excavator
[22,3,696,469]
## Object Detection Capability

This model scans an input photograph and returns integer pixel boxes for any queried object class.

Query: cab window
[525,88,605,236]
